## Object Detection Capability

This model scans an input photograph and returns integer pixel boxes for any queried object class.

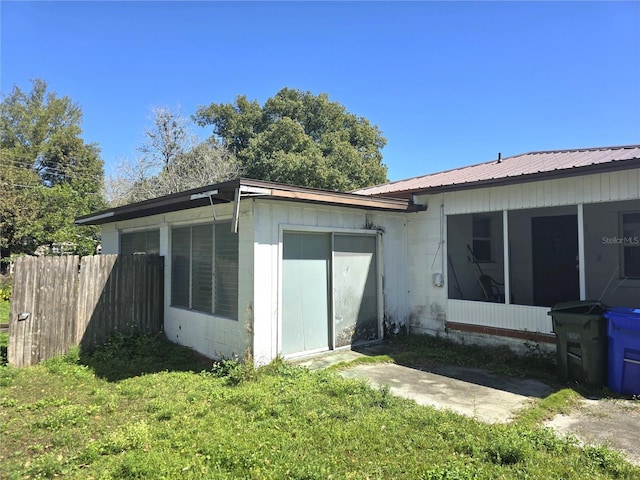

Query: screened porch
[445,199,640,335]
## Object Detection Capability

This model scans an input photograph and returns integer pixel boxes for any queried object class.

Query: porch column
[503,210,510,304]
[577,204,586,300]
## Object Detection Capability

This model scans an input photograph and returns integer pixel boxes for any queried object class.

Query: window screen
[120,230,160,255]
[472,216,492,262]
[622,213,640,278]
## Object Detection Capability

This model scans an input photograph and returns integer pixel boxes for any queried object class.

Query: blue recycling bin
[604,308,640,396]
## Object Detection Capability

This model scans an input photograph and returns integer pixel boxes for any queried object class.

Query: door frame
[277,225,383,358]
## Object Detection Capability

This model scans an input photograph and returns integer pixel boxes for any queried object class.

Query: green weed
[0,330,8,366]
[515,388,583,426]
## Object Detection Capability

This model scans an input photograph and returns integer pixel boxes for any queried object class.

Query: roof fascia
[76,178,413,225]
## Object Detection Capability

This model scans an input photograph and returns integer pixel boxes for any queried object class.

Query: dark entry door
[531,215,579,307]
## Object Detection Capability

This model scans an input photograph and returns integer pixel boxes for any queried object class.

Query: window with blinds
[170,221,238,319]
[215,223,239,319]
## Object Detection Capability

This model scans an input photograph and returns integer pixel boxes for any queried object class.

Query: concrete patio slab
[295,349,552,423]
[338,363,552,423]
[545,398,640,466]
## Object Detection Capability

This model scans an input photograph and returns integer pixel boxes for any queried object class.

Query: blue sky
[2,1,639,182]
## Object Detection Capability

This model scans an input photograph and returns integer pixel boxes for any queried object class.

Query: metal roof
[354,145,640,197]
[76,178,414,225]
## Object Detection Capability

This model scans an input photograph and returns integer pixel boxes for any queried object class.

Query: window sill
[169,305,238,321]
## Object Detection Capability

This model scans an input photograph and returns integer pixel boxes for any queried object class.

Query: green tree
[0,79,106,260]
[194,88,388,190]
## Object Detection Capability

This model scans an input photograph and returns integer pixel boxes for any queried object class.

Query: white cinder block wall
[405,194,448,336]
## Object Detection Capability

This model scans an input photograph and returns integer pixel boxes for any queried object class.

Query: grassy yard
[1,333,638,479]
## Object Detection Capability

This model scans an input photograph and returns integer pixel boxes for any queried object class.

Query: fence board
[8,254,164,367]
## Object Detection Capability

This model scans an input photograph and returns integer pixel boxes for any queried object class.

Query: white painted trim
[280,224,381,235]
[376,231,384,342]
[577,204,586,300]
[232,188,241,233]
[330,235,336,350]
[190,190,219,200]
[240,185,272,195]
[76,211,114,224]
[276,227,284,356]
[168,216,232,228]
[118,224,164,234]
[283,346,330,360]
[443,207,449,300]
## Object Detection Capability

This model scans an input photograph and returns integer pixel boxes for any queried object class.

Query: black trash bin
[548,301,608,386]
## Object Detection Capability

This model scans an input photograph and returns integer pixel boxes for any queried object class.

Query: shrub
[0,284,10,302]
[0,274,11,302]
[210,358,256,385]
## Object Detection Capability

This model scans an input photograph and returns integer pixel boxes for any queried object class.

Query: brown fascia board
[76,178,413,225]
[75,179,242,225]
[265,186,411,211]
[372,157,640,199]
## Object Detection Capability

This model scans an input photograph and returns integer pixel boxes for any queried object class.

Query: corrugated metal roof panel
[355,145,640,196]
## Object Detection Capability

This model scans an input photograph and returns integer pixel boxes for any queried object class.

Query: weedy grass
[1,332,638,479]
[0,299,9,324]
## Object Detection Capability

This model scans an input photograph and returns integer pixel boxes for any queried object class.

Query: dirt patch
[545,398,640,466]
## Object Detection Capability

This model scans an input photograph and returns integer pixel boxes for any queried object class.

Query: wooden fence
[8,254,164,367]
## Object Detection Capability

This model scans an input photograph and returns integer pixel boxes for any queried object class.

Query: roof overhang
[76,178,416,226]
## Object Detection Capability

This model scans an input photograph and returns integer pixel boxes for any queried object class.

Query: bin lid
[604,307,640,321]
[547,300,608,316]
